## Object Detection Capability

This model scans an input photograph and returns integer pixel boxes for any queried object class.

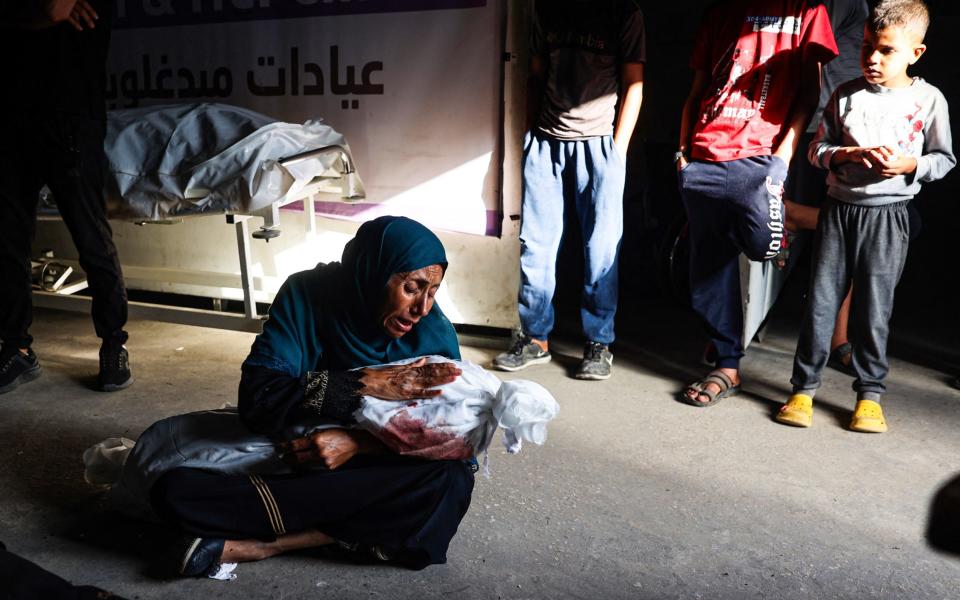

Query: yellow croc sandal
[849,399,887,433]
[775,393,813,428]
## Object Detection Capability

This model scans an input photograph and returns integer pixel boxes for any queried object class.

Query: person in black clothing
[0,0,132,394]
[151,217,474,576]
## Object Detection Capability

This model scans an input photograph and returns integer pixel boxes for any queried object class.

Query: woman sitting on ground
[150,216,473,576]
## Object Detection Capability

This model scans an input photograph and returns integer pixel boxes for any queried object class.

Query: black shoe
[178,536,225,577]
[98,343,133,392]
[0,347,42,394]
[576,341,613,380]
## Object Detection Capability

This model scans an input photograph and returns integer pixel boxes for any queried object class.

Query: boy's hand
[835,147,878,169]
[869,145,918,178]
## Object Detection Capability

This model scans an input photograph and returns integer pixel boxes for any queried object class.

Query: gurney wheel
[252,227,281,241]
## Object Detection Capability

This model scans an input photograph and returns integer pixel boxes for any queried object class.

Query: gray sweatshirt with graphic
[809,77,955,205]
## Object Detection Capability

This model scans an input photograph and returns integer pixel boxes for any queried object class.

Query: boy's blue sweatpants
[679,155,788,368]
[518,132,624,345]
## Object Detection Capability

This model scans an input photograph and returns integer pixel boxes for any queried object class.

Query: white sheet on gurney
[104,102,361,220]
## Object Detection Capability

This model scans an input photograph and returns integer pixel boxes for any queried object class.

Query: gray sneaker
[493,335,551,372]
[576,342,612,380]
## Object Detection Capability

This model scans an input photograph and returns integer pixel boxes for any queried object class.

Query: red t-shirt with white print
[689,0,839,162]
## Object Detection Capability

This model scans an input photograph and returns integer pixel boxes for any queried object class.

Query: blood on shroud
[378,411,473,461]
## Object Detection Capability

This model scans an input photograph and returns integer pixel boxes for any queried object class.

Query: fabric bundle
[354,357,559,461]
[83,357,558,501]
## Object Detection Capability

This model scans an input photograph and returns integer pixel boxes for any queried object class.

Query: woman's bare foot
[220,539,276,563]
[221,529,335,563]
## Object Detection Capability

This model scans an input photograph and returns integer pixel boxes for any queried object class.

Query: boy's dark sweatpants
[791,198,911,399]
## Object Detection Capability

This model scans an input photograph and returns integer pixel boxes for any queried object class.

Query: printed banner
[108,0,503,235]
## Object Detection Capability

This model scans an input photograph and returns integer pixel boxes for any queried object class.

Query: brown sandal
[679,370,741,407]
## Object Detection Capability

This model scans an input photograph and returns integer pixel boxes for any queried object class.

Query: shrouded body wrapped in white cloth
[85,358,559,500]
[353,356,559,460]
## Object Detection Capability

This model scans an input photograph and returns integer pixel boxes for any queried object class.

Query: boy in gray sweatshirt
[777,0,955,433]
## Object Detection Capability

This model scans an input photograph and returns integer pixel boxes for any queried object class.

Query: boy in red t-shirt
[676,0,838,406]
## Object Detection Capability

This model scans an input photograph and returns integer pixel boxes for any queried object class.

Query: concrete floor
[1,303,959,599]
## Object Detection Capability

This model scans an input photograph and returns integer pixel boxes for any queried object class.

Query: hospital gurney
[34,103,365,331]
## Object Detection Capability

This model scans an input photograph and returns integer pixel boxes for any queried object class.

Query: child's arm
[613,8,646,159]
[860,92,955,180]
[676,69,708,170]
[774,57,821,163]
[526,52,547,133]
[808,88,842,169]
[526,8,548,133]
[807,89,885,171]
[912,92,956,183]
[829,146,895,170]
[613,62,644,159]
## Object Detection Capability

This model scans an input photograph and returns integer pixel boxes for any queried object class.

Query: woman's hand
[359,358,461,401]
[282,429,380,470]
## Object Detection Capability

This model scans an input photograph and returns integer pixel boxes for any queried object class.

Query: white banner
[107,0,504,235]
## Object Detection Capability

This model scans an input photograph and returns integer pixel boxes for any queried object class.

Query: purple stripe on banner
[281,202,502,237]
[307,201,375,218]
[116,0,486,29]
[486,208,502,237]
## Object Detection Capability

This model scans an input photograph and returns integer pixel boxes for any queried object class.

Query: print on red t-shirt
[690,0,838,162]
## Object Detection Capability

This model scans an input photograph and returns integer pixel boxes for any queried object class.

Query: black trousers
[0,112,127,349]
[151,455,475,570]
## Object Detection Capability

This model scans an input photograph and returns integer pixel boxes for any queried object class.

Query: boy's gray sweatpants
[791,198,911,399]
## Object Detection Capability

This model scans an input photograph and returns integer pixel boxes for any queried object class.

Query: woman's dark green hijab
[244,216,461,375]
